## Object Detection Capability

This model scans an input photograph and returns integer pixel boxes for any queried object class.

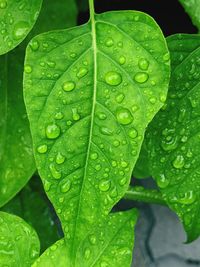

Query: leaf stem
[89,0,95,20]
[124,186,166,206]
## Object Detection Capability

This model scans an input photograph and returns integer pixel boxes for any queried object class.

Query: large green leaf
[179,0,200,31]
[0,0,78,207]
[24,6,170,265]
[0,49,35,207]
[0,211,40,266]
[32,210,138,267]
[144,34,200,242]
[0,0,42,55]
[2,176,61,252]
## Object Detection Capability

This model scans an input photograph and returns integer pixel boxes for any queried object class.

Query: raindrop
[100,126,113,136]
[172,155,185,169]
[119,56,126,65]
[157,173,170,189]
[84,248,91,259]
[99,179,111,192]
[115,93,125,103]
[24,65,32,74]
[89,235,96,245]
[105,37,114,47]
[105,71,122,86]
[13,21,29,40]
[60,180,71,193]
[56,152,65,164]
[46,124,60,139]
[49,163,61,179]
[134,72,149,83]
[128,128,138,139]
[0,0,7,9]
[37,144,47,154]
[138,58,149,70]
[90,153,98,160]
[62,81,75,92]
[97,112,107,120]
[30,40,39,51]
[72,108,80,121]
[55,112,64,120]
[77,67,88,78]
[116,108,133,125]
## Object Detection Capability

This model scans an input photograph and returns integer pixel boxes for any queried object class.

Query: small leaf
[179,0,200,31]
[0,0,42,55]
[24,8,169,264]
[32,210,138,267]
[0,211,40,266]
[145,34,200,242]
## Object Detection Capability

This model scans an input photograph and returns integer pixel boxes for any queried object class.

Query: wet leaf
[0,0,42,55]
[0,211,40,266]
[145,34,200,242]
[24,8,169,265]
[179,0,200,31]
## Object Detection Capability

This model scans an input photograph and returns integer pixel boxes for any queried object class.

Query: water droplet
[119,177,127,186]
[13,21,29,40]
[84,248,91,259]
[177,191,196,205]
[60,180,71,193]
[24,65,32,74]
[116,108,133,125]
[90,153,98,160]
[99,179,111,192]
[163,53,170,62]
[62,81,75,92]
[95,164,101,171]
[55,112,64,120]
[134,72,149,83]
[115,93,125,103]
[100,126,113,136]
[72,108,80,121]
[100,261,109,267]
[97,112,107,120]
[105,37,114,47]
[89,235,96,245]
[161,136,178,151]
[30,40,39,51]
[128,128,138,139]
[46,124,60,139]
[119,56,126,65]
[157,174,170,189]
[138,58,149,70]
[105,71,122,86]
[44,180,51,192]
[172,155,185,169]
[77,67,88,78]
[56,152,65,164]
[49,163,61,179]
[0,0,7,9]
[37,144,47,154]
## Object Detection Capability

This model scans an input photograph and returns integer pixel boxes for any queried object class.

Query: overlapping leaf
[0,211,40,266]
[144,34,200,242]
[0,0,78,207]
[0,0,42,55]
[32,210,138,267]
[179,0,200,31]
[24,9,170,265]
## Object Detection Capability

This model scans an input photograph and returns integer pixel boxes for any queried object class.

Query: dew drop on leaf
[105,37,114,47]
[156,173,170,189]
[89,234,96,245]
[46,124,60,139]
[30,40,39,51]
[0,0,7,9]
[116,108,133,125]
[97,112,107,120]
[115,93,125,103]
[55,112,64,120]
[72,108,80,121]
[13,21,29,40]
[105,71,122,86]
[119,56,126,65]
[134,72,149,83]
[138,58,149,70]
[90,153,98,160]
[100,126,113,136]
[24,65,32,74]
[77,67,88,78]
[177,191,196,205]
[60,180,71,193]
[62,81,75,92]
[49,163,62,179]
[37,144,47,154]
[84,248,91,259]
[56,152,65,164]
[172,155,185,169]
[128,128,138,139]
[99,179,111,192]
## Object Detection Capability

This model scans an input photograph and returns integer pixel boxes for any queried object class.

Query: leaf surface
[32,210,138,267]
[0,211,40,266]
[145,34,200,242]
[24,9,170,265]
[179,0,200,31]
[0,0,42,55]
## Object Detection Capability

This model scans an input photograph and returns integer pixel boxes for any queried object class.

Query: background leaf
[0,0,42,55]
[144,34,200,242]
[0,0,78,208]
[24,9,170,265]
[179,0,200,31]
[1,176,62,252]
[0,211,40,266]
[32,210,138,267]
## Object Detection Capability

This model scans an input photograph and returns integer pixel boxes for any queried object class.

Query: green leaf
[24,6,170,265]
[132,141,150,178]
[179,0,200,31]
[0,0,42,55]
[32,210,138,267]
[2,176,62,252]
[0,48,35,207]
[0,211,40,266]
[144,34,200,242]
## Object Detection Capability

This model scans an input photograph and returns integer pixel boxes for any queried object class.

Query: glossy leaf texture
[144,34,200,242]
[32,210,138,267]
[0,211,40,266]
[0,0,78,208]
[24,10,170,264]
[0,0,42,55]
[1,176,62,252]
[0,49,35,207]
[179,0,200,31]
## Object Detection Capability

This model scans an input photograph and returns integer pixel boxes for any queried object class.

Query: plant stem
[124,186,166,206]
[89,0,95,19]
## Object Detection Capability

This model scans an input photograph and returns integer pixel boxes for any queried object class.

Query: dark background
[78,0,197,36]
